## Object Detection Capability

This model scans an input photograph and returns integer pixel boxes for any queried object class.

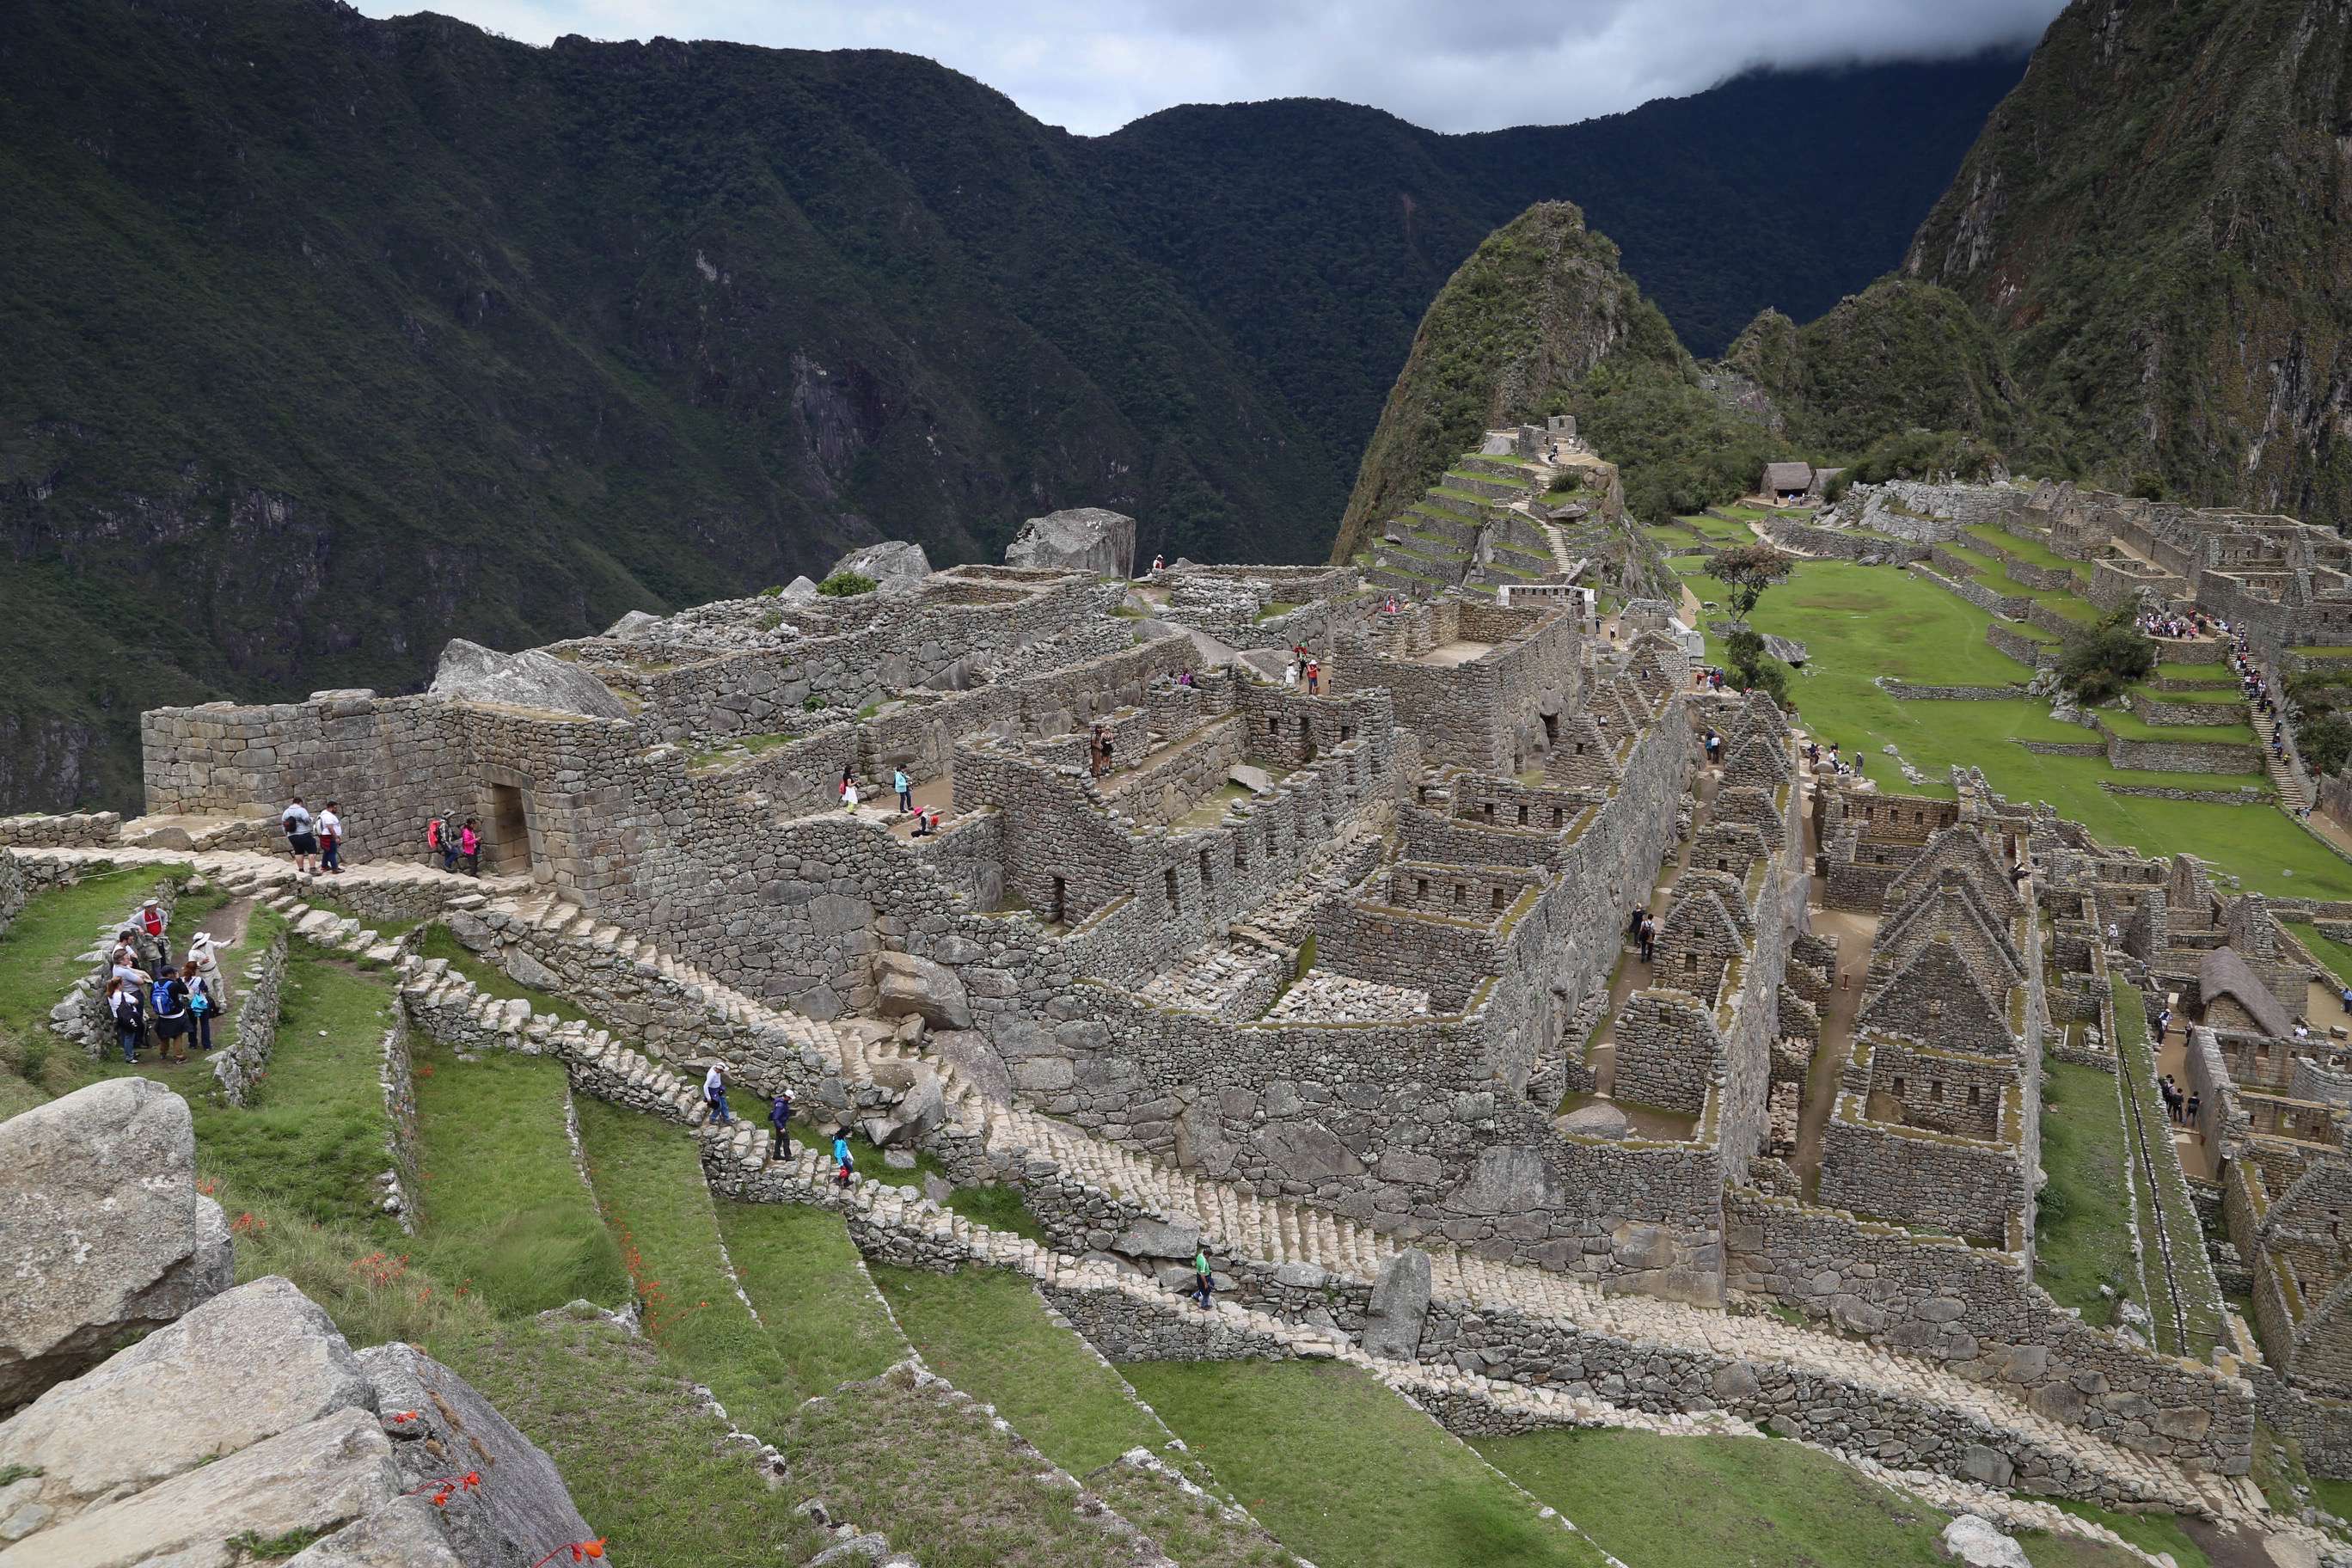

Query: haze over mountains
[0,0,2023,812]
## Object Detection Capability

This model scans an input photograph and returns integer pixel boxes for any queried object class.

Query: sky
[353,0,2065,136]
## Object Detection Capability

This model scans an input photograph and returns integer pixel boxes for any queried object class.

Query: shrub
[817,571,878,597]
[1837,427,2003,487]
[2303,714,2352,777]
[756,584,783,597]
[2056,608,2157,705]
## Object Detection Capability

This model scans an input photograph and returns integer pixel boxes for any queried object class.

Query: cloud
[352,0,2060,134]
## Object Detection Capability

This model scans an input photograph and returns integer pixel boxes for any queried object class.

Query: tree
[2055,608,2156,705]
[2302,714,2352,777]
[1712,543,1796,630]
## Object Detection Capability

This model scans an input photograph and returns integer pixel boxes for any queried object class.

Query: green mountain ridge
[0,0,2018,813]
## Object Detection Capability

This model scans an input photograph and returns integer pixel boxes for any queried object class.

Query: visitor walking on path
[317,800,344,873]
[833,1133,854,1188]
[2185,1093,2201,1127]
[282,796,318,873]
[151,966,190,1064]
[894,768,913,813]
[842,779,860,812]
[1638,915,1657,964]
[769,1089,794,1157]
[703,1063,732,1126]
[106,978,141,1066]
[459,818,481,876]
[1191,1246,1215,1310]
[1304,659,1320,696]
[426,814,449,870]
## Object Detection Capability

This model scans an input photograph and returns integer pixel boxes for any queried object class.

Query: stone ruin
[28,524,2352,1550]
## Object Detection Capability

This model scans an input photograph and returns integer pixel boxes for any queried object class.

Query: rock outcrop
[1005,508,1136,579]
[428,640,632,720]
[0,1078,230,1412]
[829,541,931,593]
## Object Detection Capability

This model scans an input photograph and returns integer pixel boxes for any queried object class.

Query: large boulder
[0,1078,231,1412]
[1362,1248,1432,1361]
[828,540,931,593]
[427,639,631,720]
[358,1342,593,1568]
[602,609,664,640]
[1554,1101,1630,1141]
[1938,1515,2031,1568]
[1004,507,1137,579]
[875,952,973,1031]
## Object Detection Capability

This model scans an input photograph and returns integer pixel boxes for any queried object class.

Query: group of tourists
[278,796,345,874]
[1626,905,1657,962]
[2137,609,2215,640]
[1282,645,1322,695]
[103,899,227,1067]
[2159,1073,2202,1128]
[1803,738,1864,781]
[422,812,482,874]
[1087,725,1118,779]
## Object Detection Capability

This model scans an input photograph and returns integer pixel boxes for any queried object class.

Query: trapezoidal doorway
[484,782,536,877]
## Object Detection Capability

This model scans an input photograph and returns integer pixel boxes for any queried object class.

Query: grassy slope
[2032,1060,2141,1329]
[1474,1427,2153,1568]
[1123,1359,1608,1568]
[1676,556,2352,897]
[715,1202,907,1401]
[407,1038,628,1316]
[2111,977,2227,1360]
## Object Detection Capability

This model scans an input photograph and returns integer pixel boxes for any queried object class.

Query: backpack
[150,978,180,1015]
[427,818,444,848]
[188,981,211,1016]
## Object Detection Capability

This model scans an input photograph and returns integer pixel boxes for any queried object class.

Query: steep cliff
[1332,203,1686,559]
[1903,0,2352,514]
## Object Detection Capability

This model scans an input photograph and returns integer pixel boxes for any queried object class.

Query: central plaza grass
[1680,558,2352,897]
[2031,1058,2141,1328]
[1122,1359,1607,1568]
[1474,1427,2155,1568]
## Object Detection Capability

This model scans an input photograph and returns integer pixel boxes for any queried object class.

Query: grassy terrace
[1124,1360,1607,1568]
[1678,556,2352,897]
[1477,1428,2156,1568]
[1963,524,2092,580]
[2289,922,2352,990]
[1670,511,1757,544]
[2131,682,2245,705]
[2032,1057,2141,1328]
[2111,976,2228,1359]
[2098,707,2257,745]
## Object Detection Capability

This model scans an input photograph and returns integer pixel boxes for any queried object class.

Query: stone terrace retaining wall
[1909,564,2030,621]
[0,850,22,940]
[1724,1191,2252,1474]
[1986,624,2058,668]
[211,924,289,1106]
[379,1006,421,1231]
[2092,724,2263,774]
[1764,520,1927,564]
[1879,680,2030,701]
[2129,694,2252,729]
[0,812,121,848]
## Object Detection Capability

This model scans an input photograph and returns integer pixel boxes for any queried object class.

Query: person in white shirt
[703,1063,733,1126]
[317,800,345,874]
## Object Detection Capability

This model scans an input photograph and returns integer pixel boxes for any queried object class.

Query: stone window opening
[1930,1080,1944,1102]
[1552,808,1563,828]
[1050,876,1067,925]
[1341,725,1354,743]
[1968,1085,1982,1106]
[1165,867,1179,911]
[1269,717,1282,736]
[1415,878,1429,899]
[1926,998,1945,1019]
[1453,885,1466,906]
[1893,1075,1908,1098]
[1682,952,1696,971]
[1234,836,1247,873]
[1516,804,1528,827]
[1543,712,1559,744]
[1482,801,1496,822]
[1490,886,1507,912]
[1198,847,1213,894]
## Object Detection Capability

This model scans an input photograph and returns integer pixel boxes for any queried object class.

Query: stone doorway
[484,782,536,877]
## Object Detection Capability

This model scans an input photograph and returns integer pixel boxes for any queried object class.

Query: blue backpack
[188,982,211,1016]
[150,978,179,1014]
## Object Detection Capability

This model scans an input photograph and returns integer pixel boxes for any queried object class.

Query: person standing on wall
[1191,1246,1215,1310]
[459,818,481,877]
[317,800,344,874]
[282,796,318,874]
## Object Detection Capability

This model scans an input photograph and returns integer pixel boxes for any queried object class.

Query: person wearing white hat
[184,931,229,1050]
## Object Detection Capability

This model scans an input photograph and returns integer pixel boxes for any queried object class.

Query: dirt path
[187,894,255,950]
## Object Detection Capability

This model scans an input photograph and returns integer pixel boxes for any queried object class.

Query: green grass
[2096,706,2257,745]
[1672,511,1757,543]
[714,1202,907,1400]
[0,864,181,1111]
[2112,976,2228,1359]
[416,925,615,1036]
[1963,524,2091,579]
[946,1182,1049,1241]
[1123,1359,1606,1568]
[2294,647,2352,659]
[1477,1427,2149,1568]
[1679,556,2352,897]
[873,1265,1179,1476]
[2047,1501,2210,1568]
[573,1094,805,1438]
[2033,1059,2141,1328]
[2128,682,2245,706]
[407,1037,628,1316]
[2289,922,2352,990]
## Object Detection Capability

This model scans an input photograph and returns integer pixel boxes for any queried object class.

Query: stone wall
[0,850,22,940]
[209,925,288,1107]
[1986,623,2058,668]
[1764,519,1927,564]
[379,1004,421,1231]
[2092,723,2263,775]
[0,812,121,848]
[1724,1191,2253,1474]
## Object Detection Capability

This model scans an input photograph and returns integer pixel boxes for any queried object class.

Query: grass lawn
[1673,511,1757,544]
[573,1094,806,1439]
[1688,557,2352,897]
[2047,1502,2211,1568]
[1963,525,2091,580]
[2097,706,2257,745]
[715,1202,906,1400]
[2128,682,2245,706]
[2032,1060,2141,1328]
[417,924,615,1036]
[408,1036,627,1316]
[1475,1428,2150,1568]
[1123,1360,1606,1568]
[873,1265,1175,1476]
[2289,922,2352,990]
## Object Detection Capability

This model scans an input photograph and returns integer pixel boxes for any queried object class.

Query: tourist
[187,929,229,1018]
[769,1088,794,1158]
[1807,740,1820,769]
[2184,1092,2201,1126]
[1283,659,1298,689]
[106,977,141,1066]
[1191,1246,1215,1310]
[426,814,448,868]
[842,778,860,812]
[1151,554,1165,573]
[317,799,343,873]
[1703,729,1720,766]
[1638,915,1657,963]
[1626,906,1646,944]
[138,897,170,970]
[459,818,481,876]
[834,1132,854,1188]
[839,765,855,803]
[2295,1021,2312,1042]
[2105,920,2121,947]
[185,967,217,1055]
[151,965,189,1065]
[111,928,141,975]
[911,805,942,837]
[2339,985,2352,1014]
[1099,732,1115,774]
[704,1063,732,1126]
[282,795,317,873]
[893,767,913,813]
[1088,725,1107,776]
[1305,659,1320,696]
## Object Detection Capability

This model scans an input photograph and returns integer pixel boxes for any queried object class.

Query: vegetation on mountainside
[1902,0,2352,522]
[2057,610,2160,707]
[1569,362,1784,523]
[1822,428,2007,500]
[0,0,2019,815]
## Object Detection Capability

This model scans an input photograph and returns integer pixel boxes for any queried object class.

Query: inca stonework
[22,432,2352,1559]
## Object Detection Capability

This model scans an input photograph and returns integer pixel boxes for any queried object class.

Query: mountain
[1900,0,2352,512]
[0,0,2021,812]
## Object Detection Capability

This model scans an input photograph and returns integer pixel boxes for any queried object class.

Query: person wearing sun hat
[185,929,230,1019]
